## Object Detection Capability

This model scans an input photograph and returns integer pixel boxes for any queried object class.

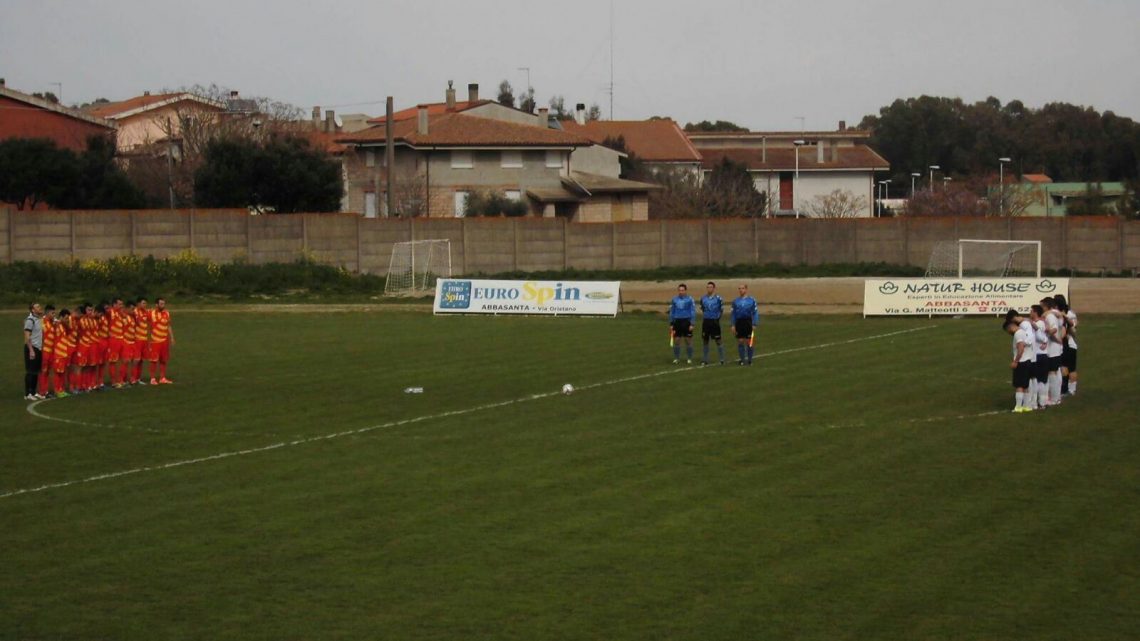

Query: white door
[454,191,469,217]
[364,192,377,218]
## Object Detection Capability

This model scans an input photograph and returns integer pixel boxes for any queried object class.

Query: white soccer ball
[561,383,575,395]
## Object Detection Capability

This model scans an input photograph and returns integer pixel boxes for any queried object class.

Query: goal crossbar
[384,239,453,296]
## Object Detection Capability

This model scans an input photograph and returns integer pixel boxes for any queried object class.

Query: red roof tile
[700,146,889,171]
[367,100,490,124]
[560,118,702,163]
[1021,174,1053,184]
[87,92,223,118]
[339,113,592,147]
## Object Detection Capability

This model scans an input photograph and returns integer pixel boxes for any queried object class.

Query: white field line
[3,325,937,501]
[25,399,281,438]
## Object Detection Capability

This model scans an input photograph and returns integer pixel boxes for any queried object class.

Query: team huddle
[1002,295,1079,413]
[667,282,760,366]
[25,297,175,400]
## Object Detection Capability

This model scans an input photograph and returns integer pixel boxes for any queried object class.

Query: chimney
[144,90,151,96]
[445,81,457,110]
[324,109,335,133]
[312,106,321,127]
[0,78,5,88]
[838,120,847,131]
[816,140,825,164]
[417,104,429,135]
[574,103,586,125]
[468,83,479,102]
[537,107,549,128]
[230,90,239,99]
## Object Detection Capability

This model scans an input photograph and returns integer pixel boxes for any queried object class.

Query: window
[451,151,473,169]
[454,191,469,217]
[505,190,522,201]
[501,150,523,168]
[545,150,564,169]
[365,150,376,168]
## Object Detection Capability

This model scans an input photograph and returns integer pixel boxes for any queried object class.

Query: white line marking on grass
[1,325,937,501]
[25,400,281,438]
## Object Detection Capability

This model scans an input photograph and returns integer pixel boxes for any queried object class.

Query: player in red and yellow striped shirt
[132,297,151,385]
[53,309,78,396]
[94,303,111,389]
[147,297,175,384]
[120,301,140,386]
[37,305,57,397]
[106,298,127,387]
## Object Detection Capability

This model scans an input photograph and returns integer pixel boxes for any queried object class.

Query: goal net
[925,239,1042,278]
[384,239,453,296]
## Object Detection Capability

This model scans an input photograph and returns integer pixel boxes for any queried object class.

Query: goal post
[925,239,1042,279]
[384,239,453,296]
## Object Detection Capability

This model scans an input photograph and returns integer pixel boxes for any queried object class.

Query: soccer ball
[561,383,575,395]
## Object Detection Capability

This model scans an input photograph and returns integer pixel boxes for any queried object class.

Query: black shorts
[1062,345,1078,372]
[1048,355,1063,372]
[671,319,693,339]
[1012,360,1033,389]
[1034,357,1050,383]
[734,319,753,340]
[701,318,721,341]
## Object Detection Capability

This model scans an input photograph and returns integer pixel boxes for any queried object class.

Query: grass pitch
[2,310,1138,641]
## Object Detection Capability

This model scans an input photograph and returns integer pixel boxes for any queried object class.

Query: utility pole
[385,97,395,218]
[609,0,615,119]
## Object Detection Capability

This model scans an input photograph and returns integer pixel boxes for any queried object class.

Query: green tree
[586,104,603,122]
[63,135,146,209]
[463,190,528,217]
[0,138,76,209]
[496,80,516,108]
[194,135,342,213]
[518,86,536,114]
[32,91,60,104]
[548,96,569,119]
[1065,183,1108,216]
[683,120,748,132]
[703,157,765,217]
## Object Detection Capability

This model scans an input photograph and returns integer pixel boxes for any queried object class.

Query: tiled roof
[338,113,592,148]
[87,92,223,118]
[0,85,117,130]
[560,118,702,163]
[700,146,889,171]
[564,171,661,193]
[688,130,872,142]
[367,100,490,124]
[297,129,348,155]
[1022,174,1053,184]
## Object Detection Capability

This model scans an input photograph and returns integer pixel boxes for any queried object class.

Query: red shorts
[74,345,90,367]
[55,350,73,373]
[146,340,170,363]
[123,342,139,361]
[97,339,109,364]
[107,338,124,363]
[41,354,54,372]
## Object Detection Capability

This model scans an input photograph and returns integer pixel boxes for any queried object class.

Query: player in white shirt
[1005,308,1041,409]
[1028,305,1051,408]
[1055,294,1078,395]
[1003,318,1036,413]
[1039,297,1066,406]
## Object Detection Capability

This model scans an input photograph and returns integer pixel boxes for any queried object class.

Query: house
[336,83,657,222]
[689,124,889,217]
[86,91,227,152]
[560,114,703,177]
[299,107,353,212]
[1000,175,1127,216]
[0,79,116,151]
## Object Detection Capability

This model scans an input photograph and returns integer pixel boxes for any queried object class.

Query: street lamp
[929,165,940,191]
[793,139,806,217]
[942,176,953,191]
[910,172,922,197]
[999,157,1012,214]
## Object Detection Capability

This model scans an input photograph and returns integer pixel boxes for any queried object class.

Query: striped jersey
[150,309,171,342]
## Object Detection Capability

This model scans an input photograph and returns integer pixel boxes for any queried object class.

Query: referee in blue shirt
[731,284,760,366]
[699,281,726,366]
[668,283,696,364]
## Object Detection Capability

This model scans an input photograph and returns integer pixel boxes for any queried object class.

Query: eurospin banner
[863,277,1070,316]
[434,279,621,316]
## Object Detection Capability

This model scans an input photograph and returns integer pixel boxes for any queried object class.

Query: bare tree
[806,189,868,218]
[907,176,1036,217]
[391,168,430,217]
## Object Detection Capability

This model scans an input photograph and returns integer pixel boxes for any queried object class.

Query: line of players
[667,282,760,366]
[1003,294,1078,413]
[31,297,175,400]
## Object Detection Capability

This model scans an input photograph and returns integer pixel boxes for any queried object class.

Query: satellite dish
[334,115,343,128]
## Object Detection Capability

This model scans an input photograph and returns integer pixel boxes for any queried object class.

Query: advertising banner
[433,279,621,316]
[863,278,1070,316]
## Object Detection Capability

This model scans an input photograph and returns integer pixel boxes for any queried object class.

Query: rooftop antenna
[609,0,614,120]
[795,116,805,134]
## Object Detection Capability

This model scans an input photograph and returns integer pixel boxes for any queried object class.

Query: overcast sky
[3,0,1138,129]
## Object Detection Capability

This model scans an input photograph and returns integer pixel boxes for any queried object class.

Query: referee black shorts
[701,318,721,341]
[734,318,753,340]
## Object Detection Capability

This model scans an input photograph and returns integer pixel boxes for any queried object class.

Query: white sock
[1069,381,1077,394]
[1015,391,1025,409]
[1026,382,1037,409]
[1051,371,1063,403]
[1037,380,1048,407]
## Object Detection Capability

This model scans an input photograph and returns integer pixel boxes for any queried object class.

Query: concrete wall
[3,207,1138,275]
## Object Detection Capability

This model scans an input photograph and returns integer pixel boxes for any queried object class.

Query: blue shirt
[668,295,696,321]
[700,294,724,320]
[731,296,759,324]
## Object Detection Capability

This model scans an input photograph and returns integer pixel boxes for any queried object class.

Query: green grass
[1,311,1138,641]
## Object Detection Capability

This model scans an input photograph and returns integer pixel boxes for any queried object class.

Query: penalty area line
[1,324,936,501]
